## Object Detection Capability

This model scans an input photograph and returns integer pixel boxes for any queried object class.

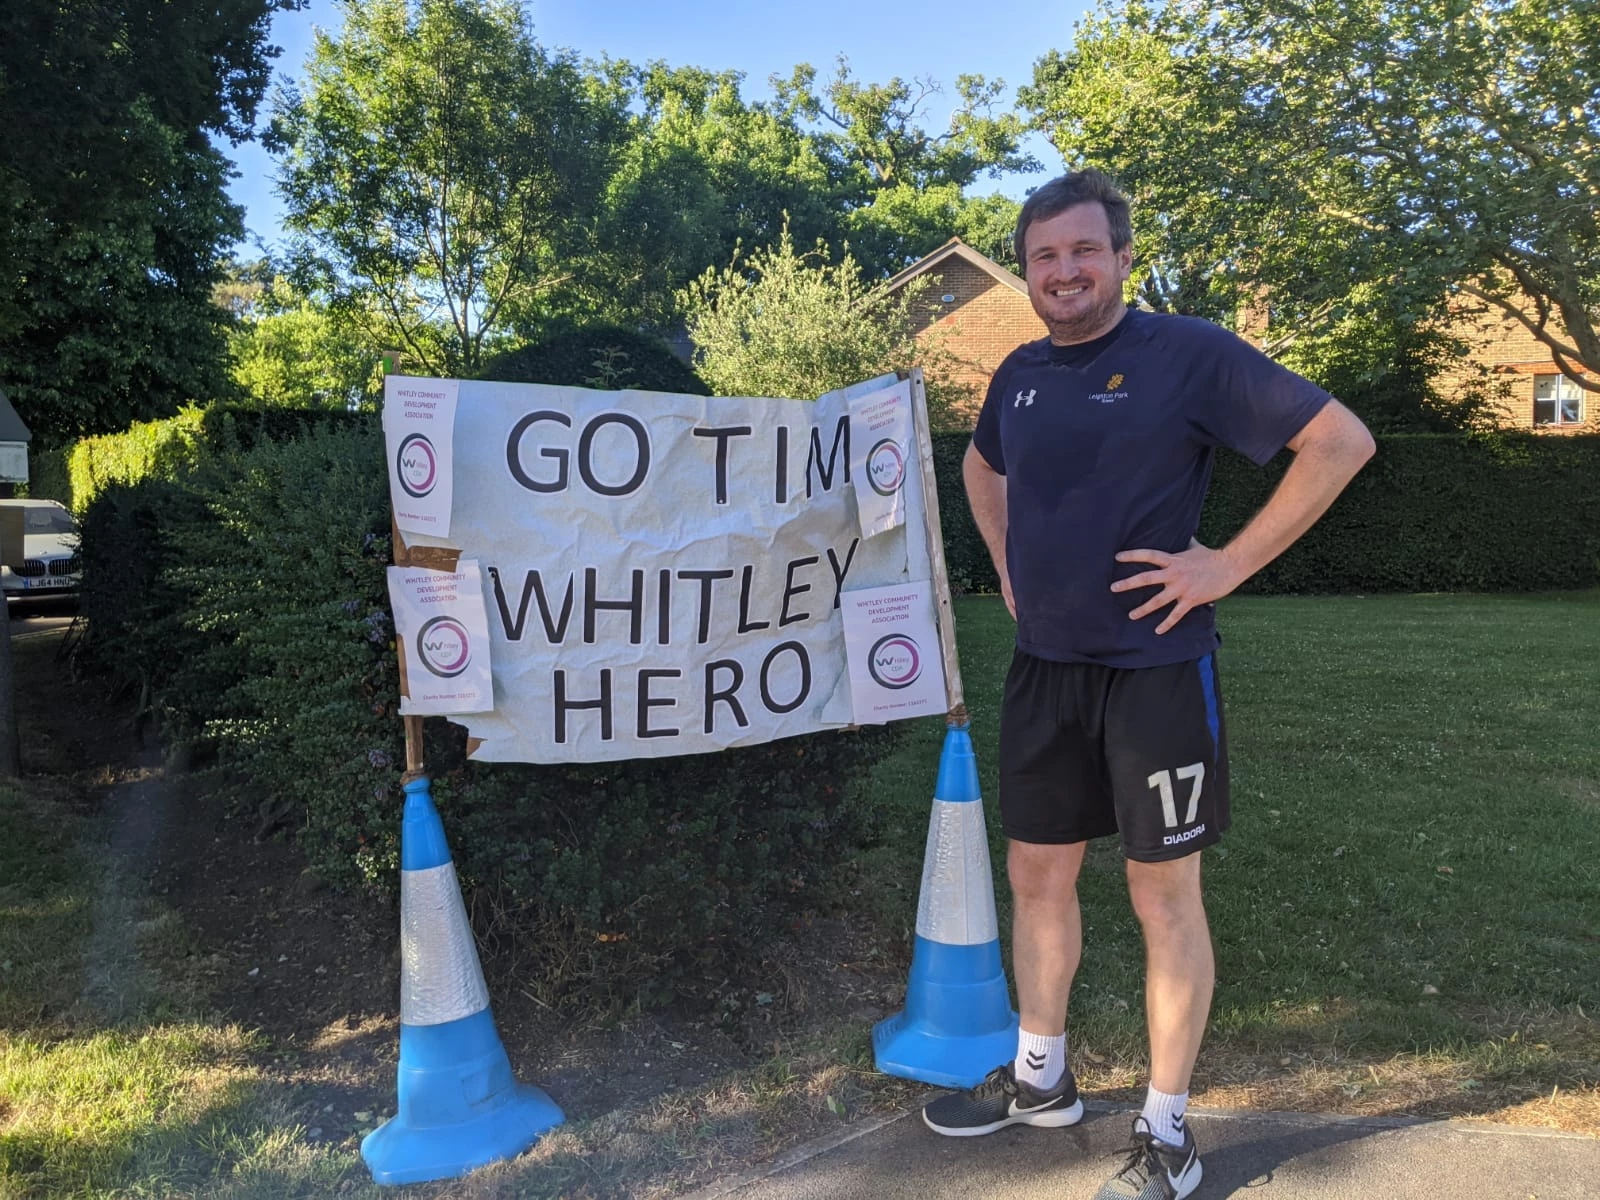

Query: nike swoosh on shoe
[1166,1151,1201,1194]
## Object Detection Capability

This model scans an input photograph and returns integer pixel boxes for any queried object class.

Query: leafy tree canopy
[1021,0,1600,393]
[271,0,630,376]
[581,63,839,328]
[584,58,1035,326]
[681,224,970,424]
[227,274,379,409]
[777,58,1038,276]
[0,0,296,445]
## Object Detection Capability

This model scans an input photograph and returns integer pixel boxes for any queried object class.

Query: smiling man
[920,170,1375,1200]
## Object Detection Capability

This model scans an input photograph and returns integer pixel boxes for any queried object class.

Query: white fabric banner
[388,561,494,715]
[394,374,941,762]
[848,381,914,538]
[396,374,947,761]
[383,375,459,537]
[839,580,948,723]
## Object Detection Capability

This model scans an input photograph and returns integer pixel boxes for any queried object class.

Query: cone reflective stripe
[362,777,563,1186]
[872,723,1018,1088]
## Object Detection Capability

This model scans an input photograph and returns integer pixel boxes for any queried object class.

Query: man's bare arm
[1112,399,1376,634]
[963,441,1015,619]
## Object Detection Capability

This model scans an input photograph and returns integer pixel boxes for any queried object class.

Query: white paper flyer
[848,381,914,538]
[840,580,947,724]
[388,560,494,715]
[384,375,459,537]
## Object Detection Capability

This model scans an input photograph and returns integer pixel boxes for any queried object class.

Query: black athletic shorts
[998,649,1230,861]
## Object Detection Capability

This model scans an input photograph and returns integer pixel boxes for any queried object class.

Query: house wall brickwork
[1434,299,1596,432]
[1238,282,1595,434]
[905,257,1046,426]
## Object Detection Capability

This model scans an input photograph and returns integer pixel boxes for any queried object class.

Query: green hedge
[932,431,1600,595]
[42,403,371,512]
[63,406,208,512]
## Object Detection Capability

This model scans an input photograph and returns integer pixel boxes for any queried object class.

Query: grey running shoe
[1092,1116,1202,1199]
[922,1063,1084,1137]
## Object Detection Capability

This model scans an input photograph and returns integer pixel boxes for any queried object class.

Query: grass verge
[0,636,361,1200]
[849,592,1600,1131]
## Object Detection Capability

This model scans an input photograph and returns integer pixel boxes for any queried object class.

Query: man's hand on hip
[1110,540,1241,635]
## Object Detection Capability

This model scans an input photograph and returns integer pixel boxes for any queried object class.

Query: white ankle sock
[1013,1029,1065,1091]
[1140,1086,1189,1147]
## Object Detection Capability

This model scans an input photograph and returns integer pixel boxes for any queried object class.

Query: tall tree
[0,0,295,444]
[272,0,628,376]
[582,63,838,328]
[1022,0,1600,390]
[585,59,1035,327]
[776,59,1040,276]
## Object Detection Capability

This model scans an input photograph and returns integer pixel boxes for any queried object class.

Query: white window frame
[1533,373,1586,427]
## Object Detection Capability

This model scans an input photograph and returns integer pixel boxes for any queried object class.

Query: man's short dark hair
[1014,169,1133,271]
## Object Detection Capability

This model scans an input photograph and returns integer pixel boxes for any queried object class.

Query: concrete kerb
[679,1097,1597,1199]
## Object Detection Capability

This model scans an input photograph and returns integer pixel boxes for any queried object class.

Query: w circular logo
[397,433,439,498]
[868,633,922,689]
[866,438,907,497]
[417,615,471,678]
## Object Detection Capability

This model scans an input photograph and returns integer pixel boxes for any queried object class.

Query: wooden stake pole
[906,368,967,725]
[382,350,427,782]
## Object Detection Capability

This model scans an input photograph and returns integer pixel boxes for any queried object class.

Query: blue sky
[226,0,1094,254]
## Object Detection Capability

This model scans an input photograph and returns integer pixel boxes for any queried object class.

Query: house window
[1533,374,1585,426]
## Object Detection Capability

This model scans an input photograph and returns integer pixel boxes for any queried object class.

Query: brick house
[1434,296,1595,432]
[883,239,1044,425]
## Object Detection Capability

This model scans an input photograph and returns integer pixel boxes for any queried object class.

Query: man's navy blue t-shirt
[972,308,1331,668]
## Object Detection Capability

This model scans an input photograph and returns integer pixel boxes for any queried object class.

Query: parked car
[0,499,81,604]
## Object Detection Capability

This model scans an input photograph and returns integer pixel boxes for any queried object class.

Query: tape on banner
[399,861,492,1025]
[914,800,1000,945]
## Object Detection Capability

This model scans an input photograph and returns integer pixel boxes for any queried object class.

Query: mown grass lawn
[852,592,1600,1122]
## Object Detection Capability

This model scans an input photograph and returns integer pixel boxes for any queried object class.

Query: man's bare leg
[1010,839,1089,1037]
[1125,852,1213,1094]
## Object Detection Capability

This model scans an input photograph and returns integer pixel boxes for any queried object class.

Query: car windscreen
[23,507,75,534]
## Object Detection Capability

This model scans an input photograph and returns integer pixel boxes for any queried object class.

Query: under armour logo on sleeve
[1015,389,1036,408]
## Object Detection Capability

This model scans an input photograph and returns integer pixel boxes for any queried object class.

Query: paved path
[9,596,77,640]
[687,1100,1596,1200]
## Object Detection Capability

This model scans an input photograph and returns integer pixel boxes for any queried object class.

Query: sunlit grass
[0,758,364,1200]
[851,593,1600,1121]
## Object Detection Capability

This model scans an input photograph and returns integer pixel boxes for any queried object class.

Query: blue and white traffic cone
[362,776,564,1186]
[872,722,1017,1088]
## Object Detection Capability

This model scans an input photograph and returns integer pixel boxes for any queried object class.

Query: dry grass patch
[444,1039,925,1200]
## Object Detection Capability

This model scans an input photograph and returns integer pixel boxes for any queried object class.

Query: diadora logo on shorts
[1088,371,1130,404]
[396,432,439,498]
[1014,388,1036,408]
[866,438,907,496]
[868,633,923,690]
[416,615,472,678]
[1162,824,1207,847]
